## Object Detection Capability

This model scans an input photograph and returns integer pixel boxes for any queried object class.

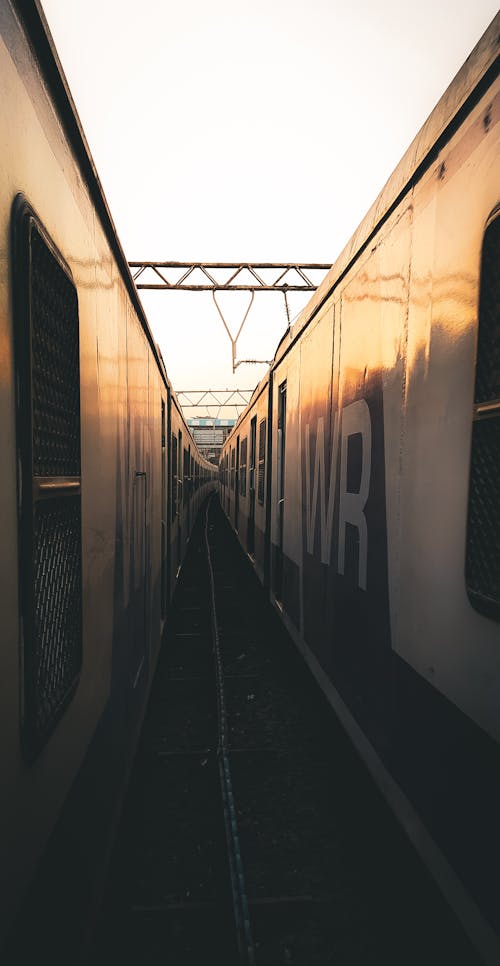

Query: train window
[171,433,178,521]
[240,437,248,496]
[230,448,235,490]
[258,418,267,504]
[466,214,500,621]
[12,198,82,759]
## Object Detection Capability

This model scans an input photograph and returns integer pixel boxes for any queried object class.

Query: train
[220,16,500,963]
[0,0,217,956]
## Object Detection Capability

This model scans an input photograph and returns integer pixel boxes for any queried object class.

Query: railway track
[87,496,482,965]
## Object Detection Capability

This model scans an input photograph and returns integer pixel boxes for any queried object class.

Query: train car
[0,0,216,955]
[220,16,500,962]
[221,374,270,584]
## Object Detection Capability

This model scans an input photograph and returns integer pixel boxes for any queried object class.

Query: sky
[40,0,499,418]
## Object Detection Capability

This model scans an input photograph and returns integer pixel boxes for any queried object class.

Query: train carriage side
[163,388,216,603]
[169,397,187,586]
[0,0,216,951]
[221,427,239,526]
[248,381,271,584]
[219,17,500,956]
[223,405,250,544]
[221,377,270,585]
[226,406,254,556]
[269,34,500,761]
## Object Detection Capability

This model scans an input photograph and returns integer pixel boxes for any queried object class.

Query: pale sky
[41,1,499,416]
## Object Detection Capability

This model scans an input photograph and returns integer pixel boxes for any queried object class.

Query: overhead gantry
[129,261,331,372]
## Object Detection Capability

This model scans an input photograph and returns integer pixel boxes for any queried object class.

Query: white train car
[220,16,500,962]
[0,0,216,956]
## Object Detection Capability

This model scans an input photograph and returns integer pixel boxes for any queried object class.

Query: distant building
[187,418,236,464]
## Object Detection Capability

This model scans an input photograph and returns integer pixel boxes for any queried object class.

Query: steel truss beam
[177,388,254,414]
[130,261,331,372]
[129,262,330,291]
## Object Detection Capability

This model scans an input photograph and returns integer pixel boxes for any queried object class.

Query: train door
[128,322,149,689]
[225,452,229,513]
[161,399,167,620]
[275,381,287,601]
[132,468,147,684]
[166,391,172,600]
[235,435,240,531]
[170,428,177,587]
[177,429,182,567]
[187,444,191,533]
[248,416,257,554]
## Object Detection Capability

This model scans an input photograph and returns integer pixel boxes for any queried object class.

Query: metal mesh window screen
[13,200,82,758]
[31,498,82,742]
[466,215,500,621]
[31,229,81,477]
[474,218,500,404]
[258,418,266,504]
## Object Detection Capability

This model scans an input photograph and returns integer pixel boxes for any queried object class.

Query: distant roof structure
[187,418,236,464]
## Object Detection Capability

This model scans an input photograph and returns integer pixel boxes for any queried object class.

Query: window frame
[465,209,500,622]
[12,195,83,759]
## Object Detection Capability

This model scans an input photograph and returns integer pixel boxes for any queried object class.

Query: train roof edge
[274,13,500,366]
[219,14,500,455]
[12,0,172,391]
[11,1,215,469]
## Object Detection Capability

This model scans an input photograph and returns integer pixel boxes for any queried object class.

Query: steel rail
[204,496,256,966]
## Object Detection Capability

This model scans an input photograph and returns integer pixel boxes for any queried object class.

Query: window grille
[466,214,500,621]
[13,198,82,759]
